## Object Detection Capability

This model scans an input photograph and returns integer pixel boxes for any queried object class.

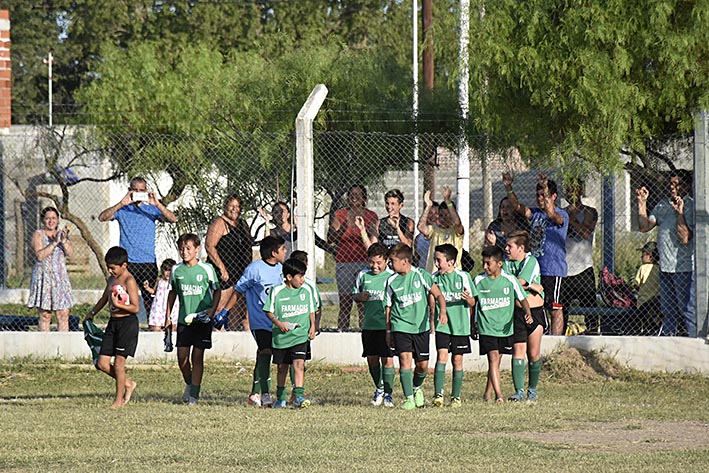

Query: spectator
[503,172,569,335]
[417,187,465,273]
[636,171,695,337]
[414,199,438,268]
[485,197,528,252]
[98,177,177,314]
[260,201,297,258]
[561,179,599,330]
[631,242,661,335]
[376,189,415,250]
[205,194,253,330]
[27,206,75,331]
[327,185,378,331]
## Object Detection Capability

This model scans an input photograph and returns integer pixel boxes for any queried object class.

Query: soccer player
[504,231,546,402]
[264,258,317,408]
[474,245,531,403]
[353,242,396,407]
[385,243,447,410]
[166,233,221,406]
[431,244,477,407]
[85,246,141,408]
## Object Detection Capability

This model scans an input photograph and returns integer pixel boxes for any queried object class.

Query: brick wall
[0,10,10,129]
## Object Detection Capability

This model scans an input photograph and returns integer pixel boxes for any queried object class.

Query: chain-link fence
[0,125,698,337]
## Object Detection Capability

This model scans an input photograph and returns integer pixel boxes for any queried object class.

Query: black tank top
[378,215,411,249]
[208,218,252,285]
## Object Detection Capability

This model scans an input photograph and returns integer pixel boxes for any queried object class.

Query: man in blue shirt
[503,172,569,335]
[99,177,177,314]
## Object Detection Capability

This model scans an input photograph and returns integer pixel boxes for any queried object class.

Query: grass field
[2,348,709,472]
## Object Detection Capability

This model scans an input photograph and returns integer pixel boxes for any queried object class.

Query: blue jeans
[659,271,696,337]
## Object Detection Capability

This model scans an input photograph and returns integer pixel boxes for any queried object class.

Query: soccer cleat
[508,390,525,402]
[371,389,384,406]
[400,398,416,410]
[188,396,198,406]
[247,393,261,407]
[383,394,395,408]
[413,387,425,408]
[213,308,228,330]
[293,397,311,409]
[527,388,538,402]
[273,400,287,409]
[182,385,191,403]
[432,394,444,407]
[261,393,274,408]
[450,397,462,408]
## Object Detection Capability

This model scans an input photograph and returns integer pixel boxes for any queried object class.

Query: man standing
[636,171,695,337]
[503,172,569,335]
[99,176,177,312]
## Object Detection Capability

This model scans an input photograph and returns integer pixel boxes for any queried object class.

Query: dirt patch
[510,420,709,453]
[543,347,626,382]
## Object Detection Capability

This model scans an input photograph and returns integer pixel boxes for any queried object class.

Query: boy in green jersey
[431,244,478,407]
[166,234,221,405]
[385,243,447,410]
[473,246,531,403]
[504,231,546,402]
[264,258,317,408]
[353,243,396,407]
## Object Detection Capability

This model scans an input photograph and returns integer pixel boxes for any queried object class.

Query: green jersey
[353,268,394,330]
[433,269,477,336]
[170,262,220,325]
[264,283,315,349]
[503,253,543,298]
[385,267,434,334]
[473,272,526,337]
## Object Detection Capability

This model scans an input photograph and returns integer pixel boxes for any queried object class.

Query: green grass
[1,351,709,472]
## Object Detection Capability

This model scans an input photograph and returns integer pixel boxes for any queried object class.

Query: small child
[431,244,477,408]
[633,241,661,335]
[85,246,141,408]
[143,258,179,331]
[473,246,531,403]
[264,258,317,408]
[166,233,221,406]
[385,243,447,410]
[353,242,396,407]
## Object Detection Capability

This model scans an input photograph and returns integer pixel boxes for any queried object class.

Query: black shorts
[478,334,513,356]
[512,306,547,343]
[541,275,564,311]
[392,331,430,362]
[100,314,139,358]
[435,331,472,355]
[251,329,273,352]
[176,322,213,349]
[272,342,309,365]
[362,330,395,358]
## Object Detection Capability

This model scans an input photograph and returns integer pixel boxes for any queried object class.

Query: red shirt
[334,208,379,263]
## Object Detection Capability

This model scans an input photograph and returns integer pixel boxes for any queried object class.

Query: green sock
[257,353,272,394]
[434,362,446,395]
[189,384,201,399]
[369,364,382,390]
[251,362,259,395]
[452,370,463,398]
[512,358,526,392]
[528,359,542,390]
[400,368,414,398]
[276,386,286,401]
[413,370,427,389]
[383,367,395,395]
[293,386,305,399]
[289,365,296,387]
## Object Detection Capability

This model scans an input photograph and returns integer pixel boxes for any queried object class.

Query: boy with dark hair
[473,246,532,403]
[166,233,221,406]
[85,246,141,408]
[431,244,477,407]
[264,258,317,408]
[353,242,396,407]
[385,243,447,410]
[221,235,287,407]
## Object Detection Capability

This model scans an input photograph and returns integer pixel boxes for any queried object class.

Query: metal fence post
[295,84,328,281]
[602,175,615,273]
[694,110,708,338]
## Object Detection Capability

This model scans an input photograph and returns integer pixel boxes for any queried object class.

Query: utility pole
[43,50,53,127]
[422,0,436,197]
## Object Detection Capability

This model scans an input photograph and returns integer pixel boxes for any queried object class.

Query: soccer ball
[111,285,129,305]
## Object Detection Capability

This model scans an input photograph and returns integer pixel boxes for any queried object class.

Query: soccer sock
[512,358,526,392]
[452,370,463,398]
[528,359,542,390]
[369,365,382,390]
[383,367,396,395]
[400,368,414,398]
[413,370,427,389]
[276,386,286,401]
[257,353,272,394]
[251,362,259,395]
[293,386,305,399]
[189,384,201,399]
[289,365,296,388]
[434,362,446,395]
